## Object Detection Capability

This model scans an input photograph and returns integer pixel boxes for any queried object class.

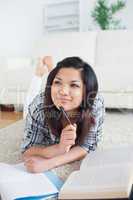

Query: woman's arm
[23,146,87,173]
[50,145,87,167]
[22,124,77,159]
[22,144,65,160]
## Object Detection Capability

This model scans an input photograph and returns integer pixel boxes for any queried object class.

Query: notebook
[0,162,63,200]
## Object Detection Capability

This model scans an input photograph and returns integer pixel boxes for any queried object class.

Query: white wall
[120,0,133,29]
[0,0,45,57]
[0,0,45,104]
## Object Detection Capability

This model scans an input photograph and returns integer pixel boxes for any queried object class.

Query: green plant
[91,0,126,30]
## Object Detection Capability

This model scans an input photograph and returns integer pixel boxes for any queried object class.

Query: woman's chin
[58,104,72,112]
[61,105,77,113]
[54,102,76,112]
[61,106,70,111]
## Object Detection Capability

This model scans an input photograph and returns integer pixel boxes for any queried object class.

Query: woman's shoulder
[91,93,105,117]
[29,92,45,107]
[28,92,46,120]
[93,93,104,106]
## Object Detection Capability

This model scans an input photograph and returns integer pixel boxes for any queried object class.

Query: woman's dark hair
[44,56,98,145]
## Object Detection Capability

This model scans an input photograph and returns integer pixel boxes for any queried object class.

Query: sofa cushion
[95,30,133,92]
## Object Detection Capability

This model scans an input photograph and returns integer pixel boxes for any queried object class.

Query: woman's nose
[59,85,69,95]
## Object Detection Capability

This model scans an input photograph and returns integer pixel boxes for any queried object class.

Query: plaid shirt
[21,92,105,153]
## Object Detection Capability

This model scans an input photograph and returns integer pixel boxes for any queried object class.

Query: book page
[0,162,34,182]
[59,164,133,199]
[80,145,133,171]
[0,163,58,200]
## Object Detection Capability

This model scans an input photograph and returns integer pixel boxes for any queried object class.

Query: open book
[59,145,133,199]
[0,162,63,200]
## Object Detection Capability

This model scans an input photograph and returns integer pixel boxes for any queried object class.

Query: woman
[21,56,105,173]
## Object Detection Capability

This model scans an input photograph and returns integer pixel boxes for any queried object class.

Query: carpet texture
[0,111,133,181]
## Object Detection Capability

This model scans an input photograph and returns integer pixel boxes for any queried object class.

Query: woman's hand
[59,124,77,153]
[24,156,52,173]
[22,146,41,160]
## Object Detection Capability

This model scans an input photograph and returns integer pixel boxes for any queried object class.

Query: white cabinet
[43,0,90,33]
[43,0,80,33]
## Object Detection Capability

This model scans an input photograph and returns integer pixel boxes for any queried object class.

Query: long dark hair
[44,57,98,145]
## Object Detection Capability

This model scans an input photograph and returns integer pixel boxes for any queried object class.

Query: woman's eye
[71,84,80,88]
[53,81,61,85]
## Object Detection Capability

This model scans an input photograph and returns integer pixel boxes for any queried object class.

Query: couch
[95,30,133,109]
[0,30,133,109]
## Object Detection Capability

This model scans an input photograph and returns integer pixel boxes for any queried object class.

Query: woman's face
[51,67,84,112]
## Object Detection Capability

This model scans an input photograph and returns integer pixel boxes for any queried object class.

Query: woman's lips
[58,98,71,103]
[60,99,69,103]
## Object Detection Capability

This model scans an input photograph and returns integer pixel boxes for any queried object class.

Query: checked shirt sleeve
[21,93,52,153]
[80,94,105,152]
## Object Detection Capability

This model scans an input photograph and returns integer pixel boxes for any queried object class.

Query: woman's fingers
[63,140,75,146]
[61,132,76,146]
[63,124,77,131]
[61,124,77,141]
[63,133,76,140]
[59,123,77,152]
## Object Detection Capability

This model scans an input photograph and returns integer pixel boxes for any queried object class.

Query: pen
[59,106,72,125]
[59,106,75,152]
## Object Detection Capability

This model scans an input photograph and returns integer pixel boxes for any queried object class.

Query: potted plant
[91,0,126,29]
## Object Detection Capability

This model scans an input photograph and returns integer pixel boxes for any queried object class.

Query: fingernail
[73,123,77,127]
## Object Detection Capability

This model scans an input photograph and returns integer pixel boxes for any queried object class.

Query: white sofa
[95,30,133,109]
[0,57,34,108]
[0,30,133,109]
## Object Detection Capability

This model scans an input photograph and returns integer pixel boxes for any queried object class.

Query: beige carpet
[0,110,133,181]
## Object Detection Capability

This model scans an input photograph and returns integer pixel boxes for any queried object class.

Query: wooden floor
[0,111,23,129]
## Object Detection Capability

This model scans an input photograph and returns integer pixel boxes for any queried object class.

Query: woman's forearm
[22,144,65,159]
[48,146,87,169]
[23,146,88,173]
